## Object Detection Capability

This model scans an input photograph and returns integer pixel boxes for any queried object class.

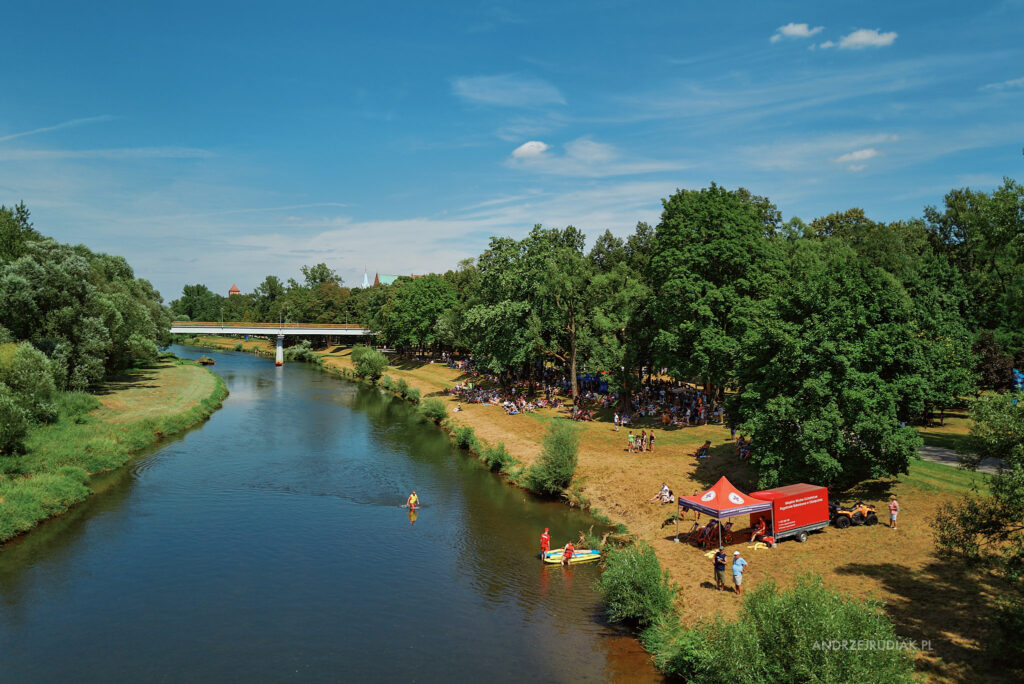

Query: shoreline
[0,357,228,545]
[175,338,1007,682]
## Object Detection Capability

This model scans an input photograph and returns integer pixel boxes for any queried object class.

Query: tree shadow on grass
[93,367,162,395]
[834,559,1021,682]
[388,356,430,371]
[691,448,759,490]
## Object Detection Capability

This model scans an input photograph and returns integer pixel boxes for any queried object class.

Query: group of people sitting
[735,436,752,461]
[648,482,675,504]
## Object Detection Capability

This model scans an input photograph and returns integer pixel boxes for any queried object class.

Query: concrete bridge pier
[276,334,285,366]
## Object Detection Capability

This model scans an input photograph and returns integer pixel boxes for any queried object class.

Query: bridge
[170,321,374,365]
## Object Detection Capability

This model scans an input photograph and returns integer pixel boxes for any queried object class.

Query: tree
[973,332,1014,391]
[171,284,222,322]
[526,420,580,495]
[0,202,41,263]
[731,240,923,487]
[353,346,388,382]
[379,274,457,349]
[937,391,1024,578]
[651,183,781,396]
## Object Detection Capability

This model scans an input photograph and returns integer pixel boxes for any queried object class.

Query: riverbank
[0,358,227,543]
[178,339,1012,681]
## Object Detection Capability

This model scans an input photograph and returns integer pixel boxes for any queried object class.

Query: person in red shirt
[540,527,551,559]
[561,541,575,566]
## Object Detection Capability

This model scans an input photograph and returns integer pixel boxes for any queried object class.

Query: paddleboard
[543,548,601,565]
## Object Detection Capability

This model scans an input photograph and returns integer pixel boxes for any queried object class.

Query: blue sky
[1,0,1022,301]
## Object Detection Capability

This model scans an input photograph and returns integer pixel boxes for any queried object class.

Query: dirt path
[917,444,1005,475]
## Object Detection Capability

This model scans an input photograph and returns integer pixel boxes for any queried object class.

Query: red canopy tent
[677,476,773,547]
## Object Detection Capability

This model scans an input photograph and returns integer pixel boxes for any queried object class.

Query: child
[627,431,635,453]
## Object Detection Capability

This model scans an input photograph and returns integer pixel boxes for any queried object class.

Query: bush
[657,576,917,683]
[0,342,57,423]
[453,426,479,452]
[405,387,421,403]
[395,378,410,396]
[994,595,1024,661]
[351,344,370,363]
[379,375,394,391]
[354,347,388,382]
[419,398,447,423]
[284,340,321,364]
[526,420,580,495]
[598,543,676,628]
[0,383,30,455]
[233,342,243,351]
[481,442,515,472]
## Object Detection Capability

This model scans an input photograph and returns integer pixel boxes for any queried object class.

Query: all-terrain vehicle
[830,501,878,528]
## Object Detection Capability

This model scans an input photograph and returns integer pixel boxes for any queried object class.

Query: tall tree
[379,274,457,349]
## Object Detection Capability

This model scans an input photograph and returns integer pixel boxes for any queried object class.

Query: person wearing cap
[713,547,727,591]
[540,527,551,559]
[732,550,748,596]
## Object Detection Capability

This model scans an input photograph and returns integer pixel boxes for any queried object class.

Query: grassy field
[0,358,227,543]
[917,404,975,453]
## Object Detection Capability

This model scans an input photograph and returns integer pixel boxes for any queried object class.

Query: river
[0,347,660,682]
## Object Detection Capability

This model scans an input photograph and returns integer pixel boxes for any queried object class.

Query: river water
[0,347,659,682]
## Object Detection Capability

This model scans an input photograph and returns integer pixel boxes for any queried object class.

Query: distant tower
[228,284,241,296]
[361,267,369,289]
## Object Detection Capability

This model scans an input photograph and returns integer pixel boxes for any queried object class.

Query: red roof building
[228,284,241,296]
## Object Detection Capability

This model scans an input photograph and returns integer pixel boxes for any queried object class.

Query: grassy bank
[310,347,1015,682]
[0,358,227,543]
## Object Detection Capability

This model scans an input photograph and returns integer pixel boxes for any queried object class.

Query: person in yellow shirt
[406,491,420,510]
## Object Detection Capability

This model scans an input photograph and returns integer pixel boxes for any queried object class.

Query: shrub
[994,595,1024,661]
[0,383,30,455]
[233,342,243,351]
[395,378,410,396]
[354,347,388,382]
[379,375,394,390]
[405,387,421,403]
[453,426,479,451]
[419,398,447,423]
[526,420,580,495]
[284,340,321,363]
[658,576,916,682]
[351,344,369,363]
[598,543,676,628]
[0,342,57,423]
[481,442,514,472]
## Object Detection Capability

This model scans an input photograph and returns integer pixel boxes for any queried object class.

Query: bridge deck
[170,321,373,336]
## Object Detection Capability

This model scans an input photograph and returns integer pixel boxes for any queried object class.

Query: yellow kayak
[543,548,601,564]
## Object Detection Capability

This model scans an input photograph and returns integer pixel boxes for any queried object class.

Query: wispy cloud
[771,23,824,43]
[838,28,898,49]
[506,137,682,177]
[833,148,880,170]
[0,147,214,161]
[742,134,898,172]
[451,74,565,107]
[982,75,1024,90]
[0,115,116,143]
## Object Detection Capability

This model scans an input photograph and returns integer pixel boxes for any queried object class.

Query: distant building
[361,268,369,289]
[228,284,241,296]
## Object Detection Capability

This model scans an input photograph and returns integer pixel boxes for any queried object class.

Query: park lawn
[918,403,975,453]
[316,348,1014,683]
[0,359,227,543]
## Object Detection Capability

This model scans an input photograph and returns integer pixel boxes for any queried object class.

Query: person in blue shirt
[732,550,748,596]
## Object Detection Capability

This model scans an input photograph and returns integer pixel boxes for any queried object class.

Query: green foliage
[379,274,458,348]
[351,344,370,363]
[404,387,421,403]
[233,342,243,351]
[480,442,515,472]
[653,576,915,683]
[0,383,30,455]
[353,347,388,382]
[395,378,410,396]
[0,342,57,423]
[419,398,447,423]
[0,466,91,541]
[453,426,479,451]
[597,543,676,628]
[731,239,924,488]
[937,391,1024,578]
[378,374,394,391]
[54,391,101,423]
[993,595,1024,661]
[284,339,322,364]
[526,420,580,495]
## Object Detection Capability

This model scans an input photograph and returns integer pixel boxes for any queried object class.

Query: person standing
[627,431,635,453]
[649,431,656,453]
[613,412,620,431]
[561,541,575,566]
[406,491,419,510]
[713,547,727,591]
[732,551,747,596]
[889,495,900,530]
[540,527,551,560]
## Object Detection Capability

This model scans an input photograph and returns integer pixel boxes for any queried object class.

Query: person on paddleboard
[561,541,575,566]
[540,527,551,559]
[406,491,419,509]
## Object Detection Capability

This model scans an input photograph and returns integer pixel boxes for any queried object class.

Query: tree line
[173,178,1024,488]
[0,203,171,455]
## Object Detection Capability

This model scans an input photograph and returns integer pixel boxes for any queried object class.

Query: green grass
[904,457,990,495]
[0,363,228,542]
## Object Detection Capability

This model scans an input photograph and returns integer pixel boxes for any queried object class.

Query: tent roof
[679,476,772,518]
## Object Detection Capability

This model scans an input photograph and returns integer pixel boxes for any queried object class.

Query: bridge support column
[276,334,284,366]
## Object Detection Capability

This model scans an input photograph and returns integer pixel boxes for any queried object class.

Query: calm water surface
[0,347,659,682]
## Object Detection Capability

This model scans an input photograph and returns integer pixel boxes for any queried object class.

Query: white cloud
[817,40,835,49]
[506,137,682,177]
[742,134,897,172]
[982,76,1024,90]
[839,28,898,49]
[771,22,824,42]
[511,140,550,159]
[0,115,116,143]
[451,74,565,107]
[834,148,880,163]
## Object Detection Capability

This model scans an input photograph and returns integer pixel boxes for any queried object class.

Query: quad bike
[831,501,878,529]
